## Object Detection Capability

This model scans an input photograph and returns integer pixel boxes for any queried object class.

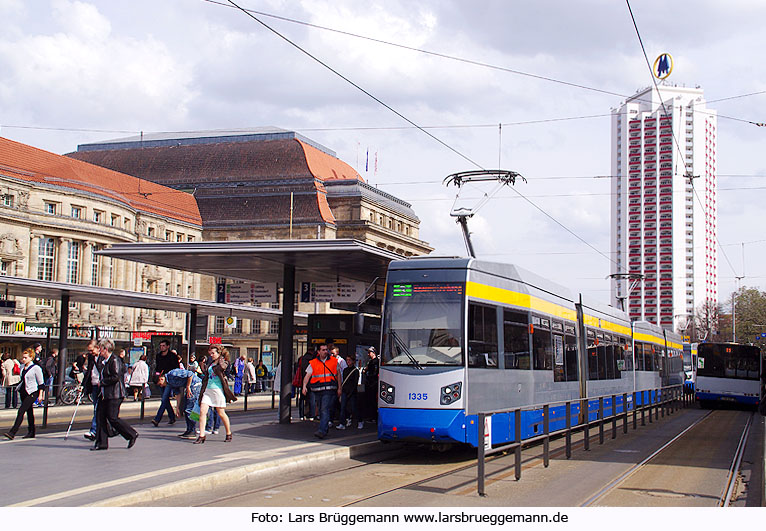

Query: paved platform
[0,397,381,507]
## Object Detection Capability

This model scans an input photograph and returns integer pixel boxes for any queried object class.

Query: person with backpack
[255,359,267,392]
[336,354,362,430]
[2,352,21,409]
[42,348,58,404]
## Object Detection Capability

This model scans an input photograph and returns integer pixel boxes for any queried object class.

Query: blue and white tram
[695,343,762,406]
[377,257,685,448]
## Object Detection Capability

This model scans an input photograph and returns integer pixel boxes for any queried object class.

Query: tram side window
[606,344,616,379]
[615,342,626,372]
[532,325,553,371]
[553,334,565,382]
[468,303,498,368]
[503,310,529,369]
[634,343,644,371]
[564,334,578,381]
[621,341,632,371]
[597,343,607,379]
[588,341,598,380]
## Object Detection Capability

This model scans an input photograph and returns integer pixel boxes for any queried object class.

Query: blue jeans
[153,384,176,423]
[45,376,54,397]
[178,382,201,433]
[315,390,338,436]
[4,386,18,409]
[207,407,220,431]
[90,385,100,435]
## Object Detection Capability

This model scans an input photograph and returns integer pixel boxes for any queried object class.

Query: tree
[694,298,721,342]
[732,287,766,348]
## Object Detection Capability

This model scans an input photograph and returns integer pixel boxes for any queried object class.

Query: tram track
[582,409,755,507]
[170,407,757,507]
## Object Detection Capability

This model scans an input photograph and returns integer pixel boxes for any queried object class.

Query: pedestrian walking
[129,354,149,401]
[151,340,180,426]
[1,352,21,409]
[362,346,379,423]
[158,368,202,439]
[3,348,44,439]
[82,340,102,441]
[233,354,245,395]
[255,359,267,392]
[43,348,58,403]
[194,345,236,443]
[91,338,138,451]
[336,355,361,430]
[244,357,256,393]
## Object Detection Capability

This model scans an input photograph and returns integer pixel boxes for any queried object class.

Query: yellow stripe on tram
[466,281,578,322]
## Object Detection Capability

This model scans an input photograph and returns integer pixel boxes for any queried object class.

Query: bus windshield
[697,343,761,380]
[382,282,464,366]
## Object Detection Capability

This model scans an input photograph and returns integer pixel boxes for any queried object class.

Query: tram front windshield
[382,282,464,366]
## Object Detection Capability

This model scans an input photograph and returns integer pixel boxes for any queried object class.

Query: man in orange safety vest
[302,343,341,439]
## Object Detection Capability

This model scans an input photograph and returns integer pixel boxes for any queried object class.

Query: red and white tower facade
[610,85,718,332]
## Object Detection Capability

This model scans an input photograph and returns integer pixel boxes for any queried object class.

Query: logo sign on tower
[653,53,673,80]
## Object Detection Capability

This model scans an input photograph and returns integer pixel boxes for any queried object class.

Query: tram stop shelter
[98,239,404,424]
[0,275,305,401]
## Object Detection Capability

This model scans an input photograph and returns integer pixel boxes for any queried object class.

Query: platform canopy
[97,238,403,285]
[0,275,302,321]
[98,238,405,424]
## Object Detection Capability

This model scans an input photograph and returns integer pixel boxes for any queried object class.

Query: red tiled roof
[67,138,363,226]
[0,137,201,226]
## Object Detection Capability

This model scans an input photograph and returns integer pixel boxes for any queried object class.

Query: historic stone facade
[0,137,204,359]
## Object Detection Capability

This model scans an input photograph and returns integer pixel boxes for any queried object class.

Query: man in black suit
[92,338,138,451]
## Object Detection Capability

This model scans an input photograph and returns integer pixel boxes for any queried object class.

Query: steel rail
[720,411,754,507]
[581,410,714,506]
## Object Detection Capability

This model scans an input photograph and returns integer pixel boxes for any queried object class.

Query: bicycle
[59,382,92,406]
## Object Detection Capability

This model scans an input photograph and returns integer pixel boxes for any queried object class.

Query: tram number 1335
[408,392,428,401]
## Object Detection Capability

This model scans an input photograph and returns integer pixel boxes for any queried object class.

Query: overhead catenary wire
[220,0,631,275]
[223,0,483,171]
[203,0,765,127]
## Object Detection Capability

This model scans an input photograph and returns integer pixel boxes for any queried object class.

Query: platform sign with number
[300,281,365,303]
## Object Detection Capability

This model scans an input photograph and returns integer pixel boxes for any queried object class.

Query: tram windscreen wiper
[390,330,424,370]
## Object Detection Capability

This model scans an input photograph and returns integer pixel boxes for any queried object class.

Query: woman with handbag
[194,345,236,444]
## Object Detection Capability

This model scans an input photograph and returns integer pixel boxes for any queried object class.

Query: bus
[695,343,762,407]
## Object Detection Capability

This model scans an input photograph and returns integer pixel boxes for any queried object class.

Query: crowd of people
[297,342,379,439]
[1,339,381,446]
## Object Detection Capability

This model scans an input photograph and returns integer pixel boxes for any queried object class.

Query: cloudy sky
[1,0,764,307]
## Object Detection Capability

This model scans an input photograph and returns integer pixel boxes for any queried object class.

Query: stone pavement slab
[0,406,380,507]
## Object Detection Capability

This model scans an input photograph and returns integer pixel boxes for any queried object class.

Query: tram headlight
[379,381,395,404]
[441,382,462,405]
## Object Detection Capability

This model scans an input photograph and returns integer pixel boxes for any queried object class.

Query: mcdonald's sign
[15,321,24,333]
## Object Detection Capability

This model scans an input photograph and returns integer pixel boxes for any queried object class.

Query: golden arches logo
[653,53,673,80]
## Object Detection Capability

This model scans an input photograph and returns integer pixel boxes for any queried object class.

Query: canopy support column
[279,264,295,424]
[187,305,198,365]
[55,291,70,399]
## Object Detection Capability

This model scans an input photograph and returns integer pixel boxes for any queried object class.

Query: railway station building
[610,86,718,333]
[67,128,433,363]
[0,136,205,360]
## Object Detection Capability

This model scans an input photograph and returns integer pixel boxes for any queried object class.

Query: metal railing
[476,384,690,496]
